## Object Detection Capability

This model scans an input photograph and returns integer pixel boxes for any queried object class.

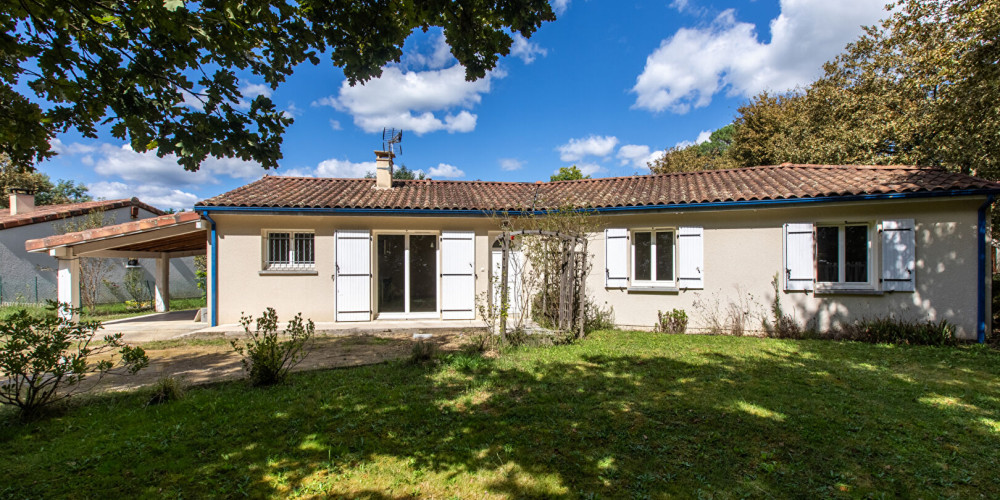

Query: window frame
[813,222,876,291]
[629,227,677,288]
[262,230,316,271]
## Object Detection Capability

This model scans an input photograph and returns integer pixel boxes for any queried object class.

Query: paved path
[100,312,487,343]
[101,310,206,342]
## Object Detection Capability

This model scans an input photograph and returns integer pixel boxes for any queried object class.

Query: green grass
[2,331,1000,498]
[0,297,206,322]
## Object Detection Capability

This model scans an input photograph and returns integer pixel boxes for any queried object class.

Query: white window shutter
[784,223,814,291]
[881,219,916,292]
[677,226,704,289]
[605,228,629,288]
[440,231,476,319]
[335,230,372,321]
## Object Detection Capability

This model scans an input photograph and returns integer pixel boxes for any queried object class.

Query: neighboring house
[0,191,200,305]
[186,153,999,341]
[25,153,1000,341]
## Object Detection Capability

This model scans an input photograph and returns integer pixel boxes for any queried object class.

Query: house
[1,191,200,306]
[26,152,1000,341]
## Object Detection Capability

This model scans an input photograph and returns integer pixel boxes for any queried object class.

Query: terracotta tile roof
[0,198,165,230]
[196,164,1000,212]
[24,211,203,252]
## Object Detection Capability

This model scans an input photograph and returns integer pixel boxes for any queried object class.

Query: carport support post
[154,253,170,313]
[56,257,81,321]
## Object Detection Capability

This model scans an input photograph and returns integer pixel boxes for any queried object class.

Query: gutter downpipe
[200,211,219,327]
[978,195,994,343]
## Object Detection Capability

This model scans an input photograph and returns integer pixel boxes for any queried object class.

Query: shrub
[147,376,185,406]
[231,308,314,386]
[585,301,615,333]
[463,330,495,354]
[0,305,148,418]
[762,274,801,339]
[839,318,957,346]
[124,268,151,308]
[409,340,439,364]
[656,309,689,334]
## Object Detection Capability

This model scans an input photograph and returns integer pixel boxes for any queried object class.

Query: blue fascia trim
[977,195,994,343]
[194,188,999,217]
[200,211,219,327]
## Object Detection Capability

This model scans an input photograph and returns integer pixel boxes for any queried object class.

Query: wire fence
[0,275,199,307]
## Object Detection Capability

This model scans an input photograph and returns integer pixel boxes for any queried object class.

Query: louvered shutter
[677,226,704,289]
[335,230,372,321]
[881,219,915,292]
[784,223,814,291]
[440,231,476,319]
[605,228,629,288]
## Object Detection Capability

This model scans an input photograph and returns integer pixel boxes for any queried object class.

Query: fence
[0,275,197,307]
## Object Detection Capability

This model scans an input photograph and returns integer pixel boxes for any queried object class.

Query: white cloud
[88,181,199,212]
[316,65,500,135]
[428,163,465,178]
[617,144,669,169]
[669,0,689,12]
[241,83,272,99]
[499,158,524,171]
[402,33,454,70]
[314,158,378,178]
[557,135,619,162]
[510,34,547,64]
[282,102,300,120]
[552,0,570,15]
[329,119,342,130]
[179,88,205,111]
[631,0,887,113]
[88,144,260,188]
[674,129,712,149]
[555,163,603,177]
[50,138,96,155]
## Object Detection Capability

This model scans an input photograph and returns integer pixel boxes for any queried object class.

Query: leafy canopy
[729,0,1000,178]
[550,165,590,182]
[649,124,738,174]
[1,1,556,171]
[0,154,91,208]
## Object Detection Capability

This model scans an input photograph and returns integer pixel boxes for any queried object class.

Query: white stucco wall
[211,196,986,339]
[0,206,201,304]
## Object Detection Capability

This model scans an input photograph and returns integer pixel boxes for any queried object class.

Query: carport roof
[25,211,207,256]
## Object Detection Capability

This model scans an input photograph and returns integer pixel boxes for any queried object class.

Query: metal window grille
[294,233,315,265]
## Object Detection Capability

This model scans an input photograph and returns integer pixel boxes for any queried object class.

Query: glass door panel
[377,235,405,313]
[409,235,438,312]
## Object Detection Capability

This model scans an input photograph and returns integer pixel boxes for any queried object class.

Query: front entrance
[376,233,438,318]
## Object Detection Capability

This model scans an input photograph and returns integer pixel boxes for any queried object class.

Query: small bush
[762,274,801,339]
[0,304,148,418]
[409,340,439,364]
[585,301,616,333]
[655,309,688,334]
[839,318,957,346]
[147,376,185,406]
[231,308,314,386]
[463,331,495,354]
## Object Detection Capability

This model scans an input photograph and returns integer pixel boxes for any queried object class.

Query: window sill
[627,286,680,294]
[814,288,882,296]
[259,269,318,276]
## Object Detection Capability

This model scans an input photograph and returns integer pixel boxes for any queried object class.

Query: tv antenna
[382,128,403,156]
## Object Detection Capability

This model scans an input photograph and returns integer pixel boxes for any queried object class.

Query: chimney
[8,188,35,215]
[374,150,395,189]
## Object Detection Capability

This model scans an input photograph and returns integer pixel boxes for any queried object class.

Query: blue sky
[39,0,890,210]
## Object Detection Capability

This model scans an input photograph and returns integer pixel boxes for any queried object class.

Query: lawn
[0,297,206,322]
[2,331,999,498]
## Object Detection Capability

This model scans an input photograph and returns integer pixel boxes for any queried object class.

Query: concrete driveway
[101,310,207,342]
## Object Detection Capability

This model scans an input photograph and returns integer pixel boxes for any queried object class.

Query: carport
[24,211,209,320]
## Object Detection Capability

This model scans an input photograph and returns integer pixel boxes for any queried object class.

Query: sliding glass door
[376,233,438,318]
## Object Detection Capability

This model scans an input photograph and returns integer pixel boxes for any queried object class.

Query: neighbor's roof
[0,198,164,230]
[196,164,1000,212]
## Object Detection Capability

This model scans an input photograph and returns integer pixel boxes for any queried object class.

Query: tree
[728,0,1000,178]
[2,1,556,172]
[550,166,590,182]
[364,164,426,180]
[56,210,115,312]
[0,155,92,208]
[649,124,739,173]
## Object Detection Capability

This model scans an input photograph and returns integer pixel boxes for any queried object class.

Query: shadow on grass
[2,333,1000,497]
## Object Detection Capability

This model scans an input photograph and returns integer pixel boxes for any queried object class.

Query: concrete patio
[101,310,488,343]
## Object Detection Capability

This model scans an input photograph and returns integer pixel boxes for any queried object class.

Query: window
[265,232,315,270]
[815,224,870,285]
[631,229,675,285]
